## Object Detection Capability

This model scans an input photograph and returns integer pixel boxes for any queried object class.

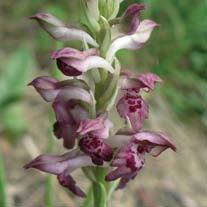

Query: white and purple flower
[51,47,114,76]
[106,129,176,188]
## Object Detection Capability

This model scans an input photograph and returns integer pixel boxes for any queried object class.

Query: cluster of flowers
[24,2,176,197]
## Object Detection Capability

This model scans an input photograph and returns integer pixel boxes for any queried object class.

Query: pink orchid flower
[51,47,114,76]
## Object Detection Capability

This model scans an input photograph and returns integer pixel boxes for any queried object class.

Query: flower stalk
[25,1,176,206]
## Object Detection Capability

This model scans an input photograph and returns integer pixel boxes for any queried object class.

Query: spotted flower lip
[105,142,144,184]
[120,71,163,92]
[79,134,113,165]
[106,129,176,187]
[24,150,94,197]
[106,19,159,62]
[51,47,114,76]
[77,113,113,165]
[117,92,149,132]
[30,12,99,47]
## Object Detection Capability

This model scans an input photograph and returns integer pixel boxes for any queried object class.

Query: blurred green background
[0,0,206,207]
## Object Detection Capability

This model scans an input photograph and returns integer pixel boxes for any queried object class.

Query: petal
[53,122,77,149]
[30,12,98,47]
[116,171,137,189]
[28,76,59,102]
[106,20,158,62]
[24,153,93,175]
[52,100,89,149]
[24,151,76,175]
[54,86,92,104]
[119,71,162,92]
[51,48,113,76]
[77,113,107,135]
[30,12,65,27]
[49,27,99,47]
[91,118,113,139]
[120,3,145,35]
[138,72,162,91]
[106,142,145,182]
[105,166,131,181]
[51,48,98,60]
[57,172,86,197]
[83,56,114,73]
[133,131,176,156]
[57,56,114,76]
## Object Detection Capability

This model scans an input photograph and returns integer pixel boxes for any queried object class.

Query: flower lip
[79,134,113,165]
[116,92,149,132]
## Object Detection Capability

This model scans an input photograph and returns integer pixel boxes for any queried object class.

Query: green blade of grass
[0,149,8,207]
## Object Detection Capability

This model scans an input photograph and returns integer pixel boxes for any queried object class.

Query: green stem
[0,149,8,207]
[92,181,108,207]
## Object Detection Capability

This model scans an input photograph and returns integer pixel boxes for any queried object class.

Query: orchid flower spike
[25,1,176,202]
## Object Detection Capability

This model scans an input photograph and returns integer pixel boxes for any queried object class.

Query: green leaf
[93,182,107,207]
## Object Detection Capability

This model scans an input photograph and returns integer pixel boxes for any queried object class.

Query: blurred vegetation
[0,46,35,141]
[0,0,206,143]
